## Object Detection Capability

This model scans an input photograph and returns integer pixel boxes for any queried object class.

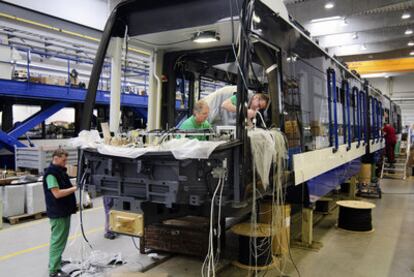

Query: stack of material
[0,189,2,228]
[2,185,25,217]
[25,182,46,214]
[284,120,300,147]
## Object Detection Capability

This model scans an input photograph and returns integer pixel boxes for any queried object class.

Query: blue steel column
[353,87,361,147]
[345,81,351,150]
[327,70,333,147]
[371,96,376,144]
[331,70,339,152]
[379,101,383,142]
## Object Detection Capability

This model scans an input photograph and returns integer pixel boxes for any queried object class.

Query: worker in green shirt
[179,100,211,140]
[42,148,77,277]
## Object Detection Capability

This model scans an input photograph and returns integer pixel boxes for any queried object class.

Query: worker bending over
[221,92,269,126]
[43,149,77,277]
[179,100,211,140]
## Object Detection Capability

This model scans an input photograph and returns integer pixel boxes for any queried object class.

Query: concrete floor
[0,177,413,277]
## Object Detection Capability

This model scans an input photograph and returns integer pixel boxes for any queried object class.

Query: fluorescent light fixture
[405,29,413,35]
[352,32,358,39]
[402,12,411,19]
[408,41,414,46]
[325,2,334,9]
[410,51,414,56]
[361,44,367,50]
[311,16,342,23]
[192,31,220,43]
[384,75,389,79]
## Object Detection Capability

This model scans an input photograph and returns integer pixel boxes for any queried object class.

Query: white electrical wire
[201,177,223,277]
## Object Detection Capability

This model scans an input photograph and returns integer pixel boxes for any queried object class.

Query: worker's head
[193,100,209,124]
[249,93,269,110]
[52,148,69,168]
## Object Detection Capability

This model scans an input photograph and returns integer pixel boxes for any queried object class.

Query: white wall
[3,0,110,30]
[367,73,414,126]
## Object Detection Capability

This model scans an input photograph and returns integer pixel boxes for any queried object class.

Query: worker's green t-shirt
[230,95,237,106]
[179,115,211,141]
[46,175,59,189]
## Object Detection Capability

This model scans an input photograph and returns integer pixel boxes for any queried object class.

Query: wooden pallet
[4,211,46,225]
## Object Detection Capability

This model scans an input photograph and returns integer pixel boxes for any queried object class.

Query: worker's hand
[71,185,78,192]
[247,108,257,119]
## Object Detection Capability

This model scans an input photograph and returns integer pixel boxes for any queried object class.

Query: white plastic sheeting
[2,185,25,217]
[97,144,159,159]
[25,182,46,214]
[248,128,287,190]
[95,139,226,160]
[69,130,102,148]
[160,139,226,160]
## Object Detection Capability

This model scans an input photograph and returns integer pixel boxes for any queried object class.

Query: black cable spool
[337,200,376,232]
[231,223,274,268]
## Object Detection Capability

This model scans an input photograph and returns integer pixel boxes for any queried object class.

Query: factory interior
[0,1,414,277]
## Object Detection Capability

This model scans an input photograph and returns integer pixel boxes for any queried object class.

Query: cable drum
[231,223,278,269]
[336,200,376,232]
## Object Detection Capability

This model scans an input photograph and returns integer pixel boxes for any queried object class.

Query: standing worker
[43,148,77,277]
[383,123,397,167]
[179,100,211,140]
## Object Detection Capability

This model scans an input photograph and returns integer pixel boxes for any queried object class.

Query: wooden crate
[144,216,209,257]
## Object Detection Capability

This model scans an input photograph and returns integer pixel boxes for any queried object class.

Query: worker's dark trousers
[386,142,396,163]
[103,196,114,234]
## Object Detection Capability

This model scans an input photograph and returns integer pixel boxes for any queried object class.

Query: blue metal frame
[361,90,368,145]
[344,81,351,150]
[370,96,376,144]
[0,102,67,151]
[353,87,361,147]
[327,68,339,152]
[327,71,333,148]
[0,79,148,108]
[379,102,383,142]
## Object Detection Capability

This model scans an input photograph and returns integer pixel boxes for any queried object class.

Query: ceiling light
[361,44,367,50]
[402,12,411,20]
[405,29,413,35]
[384,75,389,78]
[311,16,342,23]
[410,51,414,56]
[325,2,335,9]
[408,41,414,46]
[352,32,358,40]
[192,31,220,44]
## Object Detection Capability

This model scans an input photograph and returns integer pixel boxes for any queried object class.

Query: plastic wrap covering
[25,182,46,214]
[69,130,102,148]
[2,185,25,217]
[96,139,226,160]
[248,129,287,190]
[160,139,226,159]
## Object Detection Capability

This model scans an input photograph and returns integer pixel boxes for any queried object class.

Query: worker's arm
[46,174,77,199]
[50,186,77,199]
[221,98,236,112]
